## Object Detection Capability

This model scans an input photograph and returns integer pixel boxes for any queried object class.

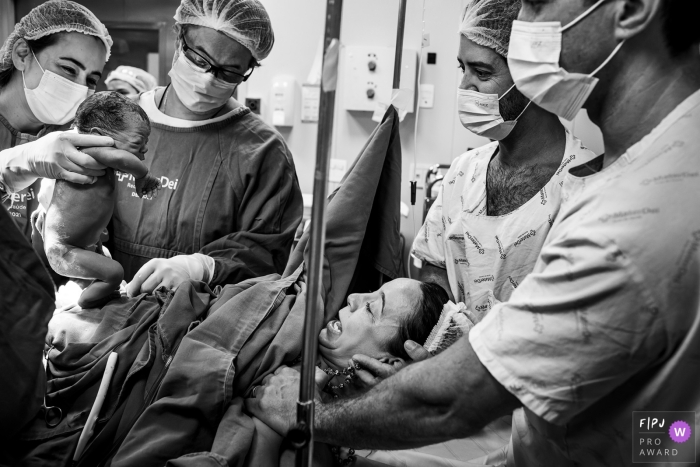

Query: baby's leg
[45,242,123,308]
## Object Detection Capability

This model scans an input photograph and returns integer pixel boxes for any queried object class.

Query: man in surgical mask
[410,0,596,319]
[248,0,700,465]
[349,0,597,420]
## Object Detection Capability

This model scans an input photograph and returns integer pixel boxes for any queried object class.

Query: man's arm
[247,335,520,450]
[419,262,455,302]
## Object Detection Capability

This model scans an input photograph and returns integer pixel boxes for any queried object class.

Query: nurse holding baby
[0,1,119,438]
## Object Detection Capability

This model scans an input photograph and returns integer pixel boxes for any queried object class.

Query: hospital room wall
[245,0,604,274]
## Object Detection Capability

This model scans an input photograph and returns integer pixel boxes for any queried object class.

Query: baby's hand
[135,173,161,198]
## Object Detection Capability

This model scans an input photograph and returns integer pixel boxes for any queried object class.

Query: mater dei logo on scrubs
[116,171,179,196]
[633,411,696,463]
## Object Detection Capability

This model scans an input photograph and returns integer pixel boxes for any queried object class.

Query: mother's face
[318,278,423,368]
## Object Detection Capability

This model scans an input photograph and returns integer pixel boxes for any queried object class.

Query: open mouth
[327,319,342,335]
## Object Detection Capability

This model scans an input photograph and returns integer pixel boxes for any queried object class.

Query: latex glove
[31,205,46,239]
[0,131,111,192]
[126,253,216,297]
[351,340,431,391]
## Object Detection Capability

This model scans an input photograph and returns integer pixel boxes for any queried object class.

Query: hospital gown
[412,130,595,314]
[111,89,303,285]
[470,89,700,466]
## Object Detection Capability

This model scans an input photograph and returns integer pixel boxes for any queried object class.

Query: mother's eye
[365,302,374,321]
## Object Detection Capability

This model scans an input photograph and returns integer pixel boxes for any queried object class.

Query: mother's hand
[0,131,112,192]
[245,366,332,436]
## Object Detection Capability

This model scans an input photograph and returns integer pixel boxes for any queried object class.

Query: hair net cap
[105,66,158,93]
[174,0,275,61]
[0,1,113,74]
[460,0,520,57]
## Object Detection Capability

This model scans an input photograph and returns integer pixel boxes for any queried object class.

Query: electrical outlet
[245,98,261,114]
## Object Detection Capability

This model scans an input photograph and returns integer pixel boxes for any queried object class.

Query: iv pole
[292,1,407,465]
[292,1,343,466]
[393,0,408,90]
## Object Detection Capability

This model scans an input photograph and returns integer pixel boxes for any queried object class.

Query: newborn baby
[245,278,449,466]
[43,92,159,308]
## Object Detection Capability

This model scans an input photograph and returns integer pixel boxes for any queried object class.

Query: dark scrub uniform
[0,202,55,442]
[111,105,303,286]
[0,114,59,238]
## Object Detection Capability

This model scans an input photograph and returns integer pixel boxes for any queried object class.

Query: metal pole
[392,0,408,89]
[292,1,343,466]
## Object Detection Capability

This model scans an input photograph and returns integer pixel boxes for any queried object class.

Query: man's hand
[352,340,432,390]
[126,254,212,297]
[0,131,111,192]
[245,366,332,436]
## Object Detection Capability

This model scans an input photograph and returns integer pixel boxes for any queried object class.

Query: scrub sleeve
[0,115,68,287]
[111,101,303,285]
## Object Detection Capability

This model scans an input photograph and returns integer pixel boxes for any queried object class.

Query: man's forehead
[458,36,505,68]
[519,0,588,23]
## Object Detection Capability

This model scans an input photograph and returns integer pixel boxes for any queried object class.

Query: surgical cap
[105,66,158,93]
[174,0,274,61]
[0,1,112,74]
[459,0,520,57]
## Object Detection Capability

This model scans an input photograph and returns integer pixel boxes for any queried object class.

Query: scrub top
[470,89,700,466]
[412,130,596,314]
[111,89,303,285]
[0,114,59,238]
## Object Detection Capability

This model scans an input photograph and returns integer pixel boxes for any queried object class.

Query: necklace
[321,362,360,396]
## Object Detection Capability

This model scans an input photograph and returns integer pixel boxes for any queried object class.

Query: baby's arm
[81,146,160,197]
[81,146,148,179]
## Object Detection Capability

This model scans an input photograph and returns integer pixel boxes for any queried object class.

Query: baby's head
[319,279,449,369]
[74,91,151,159]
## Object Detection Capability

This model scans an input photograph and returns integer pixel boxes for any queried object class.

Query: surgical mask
[22,50,92,125]
[457,83,532,140]
[168,52,237,114]
[507,0,625,121]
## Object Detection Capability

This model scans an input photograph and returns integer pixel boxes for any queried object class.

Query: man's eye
[457,63,465,73]
[365,302,374,320]
[61,66,77,76]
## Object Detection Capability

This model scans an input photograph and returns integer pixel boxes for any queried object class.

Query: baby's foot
[135,173,161,198]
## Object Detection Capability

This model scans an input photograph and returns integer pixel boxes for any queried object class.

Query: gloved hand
[0,131,112,192]
[126,253,216,297]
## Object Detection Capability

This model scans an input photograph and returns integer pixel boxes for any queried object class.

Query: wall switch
[419,84,434,108]
[245,98,261,114]
[329,158,347,183]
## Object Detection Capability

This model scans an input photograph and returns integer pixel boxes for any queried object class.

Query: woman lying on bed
[244,278,449,466]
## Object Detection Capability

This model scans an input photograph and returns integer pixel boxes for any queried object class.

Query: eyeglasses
[180,35,255,84]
